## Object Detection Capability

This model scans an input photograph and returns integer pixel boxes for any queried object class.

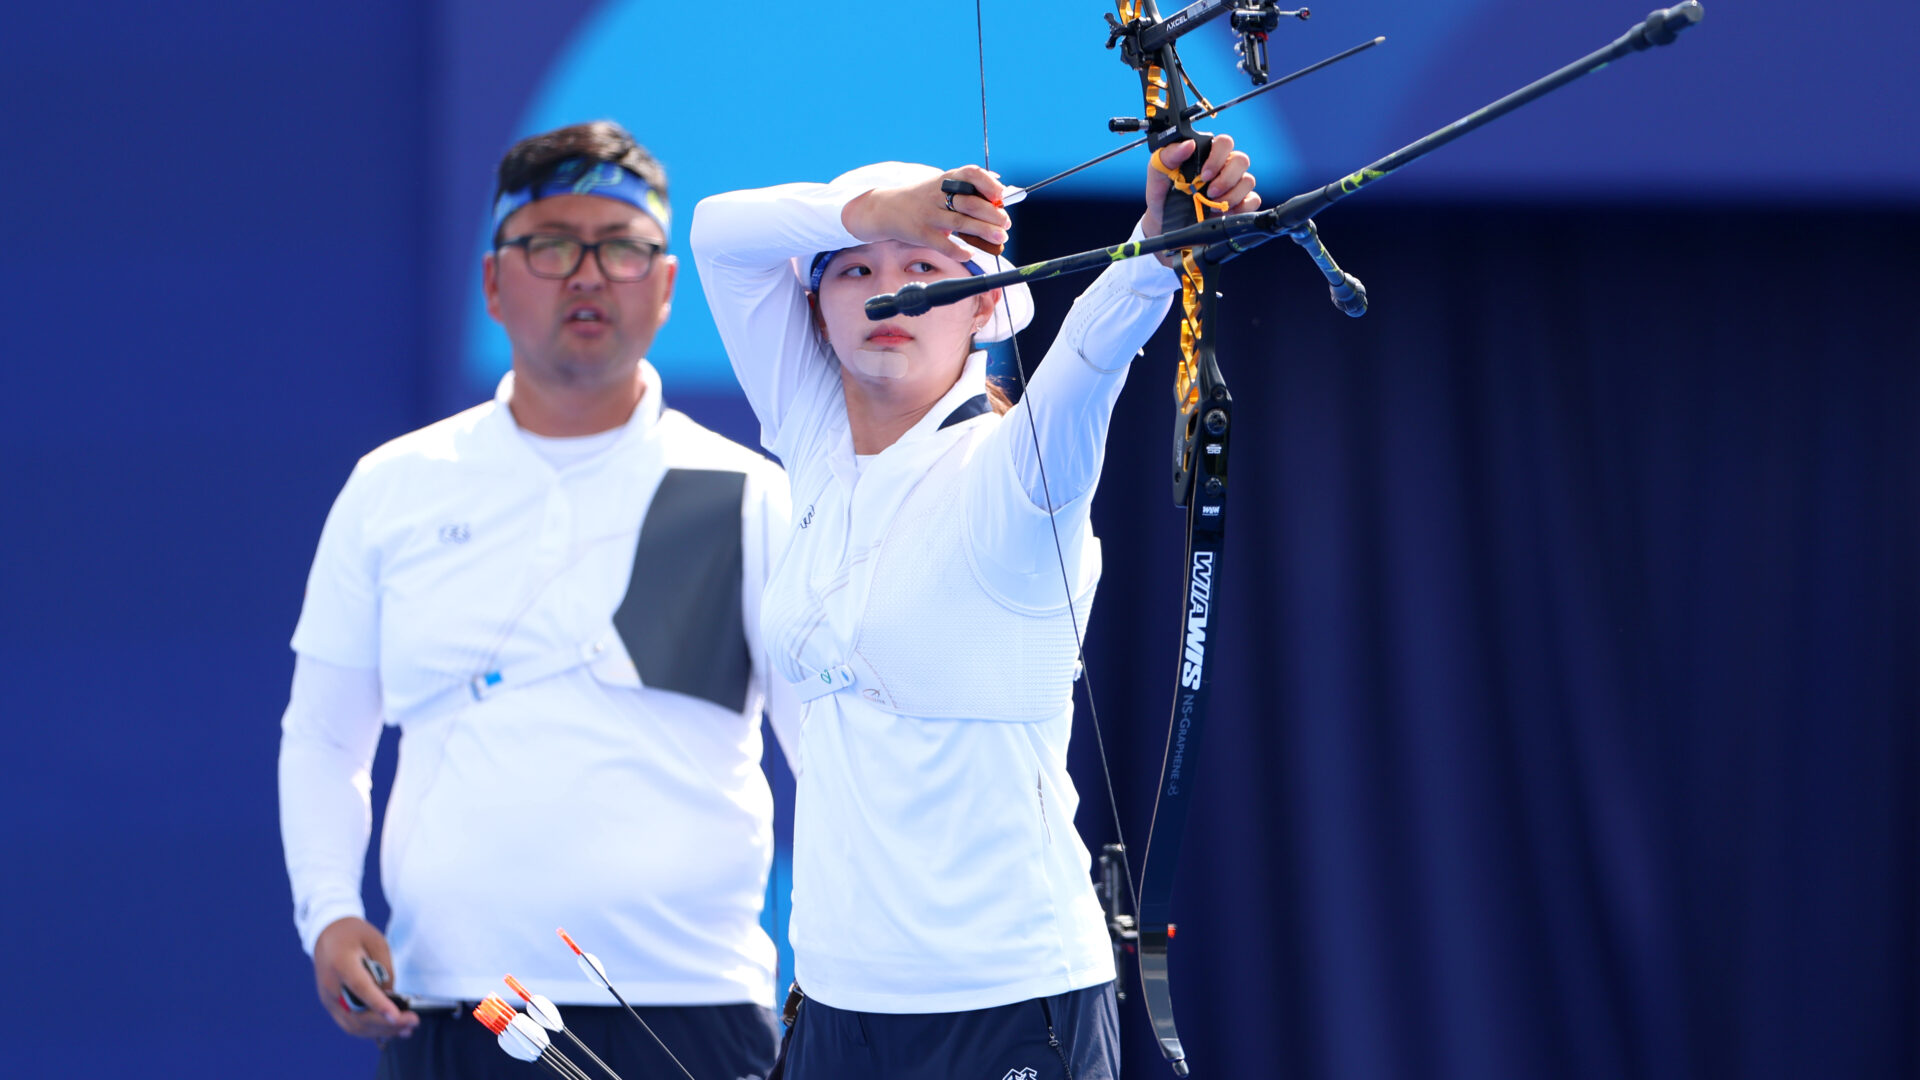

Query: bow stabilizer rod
[867,2,1707,323]
[1206,1,1706,269]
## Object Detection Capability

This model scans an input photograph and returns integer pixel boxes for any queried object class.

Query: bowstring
[973,0,1141,919]
[976,0,992,171]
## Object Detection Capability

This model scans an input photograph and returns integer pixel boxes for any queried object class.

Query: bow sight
[1232,3,1311,83]
[1107,1,1311,88]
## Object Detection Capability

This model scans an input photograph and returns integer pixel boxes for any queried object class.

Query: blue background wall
[2,2,1915,1078]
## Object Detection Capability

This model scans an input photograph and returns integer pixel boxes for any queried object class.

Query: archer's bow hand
[1142,135,1261,267]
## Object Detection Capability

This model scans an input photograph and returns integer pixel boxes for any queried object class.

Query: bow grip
[1156,130,1214,235]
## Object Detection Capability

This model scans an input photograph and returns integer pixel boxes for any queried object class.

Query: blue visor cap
[492,158,670,241]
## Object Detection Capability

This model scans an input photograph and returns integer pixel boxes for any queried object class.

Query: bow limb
[963,5,1271,1076]
[1111,3,1247,1075]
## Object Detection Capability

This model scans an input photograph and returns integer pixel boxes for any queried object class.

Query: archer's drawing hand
[843,165,1012,260]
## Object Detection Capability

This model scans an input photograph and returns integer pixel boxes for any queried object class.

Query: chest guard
[780,435,1096,721]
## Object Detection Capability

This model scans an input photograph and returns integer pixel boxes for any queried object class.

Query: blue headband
[807,248,984,295]
[491,158,670,239]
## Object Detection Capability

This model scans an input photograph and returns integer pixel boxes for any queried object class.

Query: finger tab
[958,232,1004,257]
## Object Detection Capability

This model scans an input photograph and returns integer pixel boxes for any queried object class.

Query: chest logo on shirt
[437,523,472,544]
[1002,1070,1040,1080]
[799,504,815,529]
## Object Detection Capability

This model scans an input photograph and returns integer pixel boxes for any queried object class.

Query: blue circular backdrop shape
[461,0,1322,394]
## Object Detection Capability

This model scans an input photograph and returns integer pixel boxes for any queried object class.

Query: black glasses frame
[496,233,665,282]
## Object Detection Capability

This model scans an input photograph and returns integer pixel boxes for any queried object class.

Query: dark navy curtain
[1012,201,1920,1080]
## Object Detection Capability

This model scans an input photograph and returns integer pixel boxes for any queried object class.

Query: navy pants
[377,1002,780,1080]
[779,983,1119,1080]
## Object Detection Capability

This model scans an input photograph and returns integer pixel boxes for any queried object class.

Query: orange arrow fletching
[472,995,514,1035]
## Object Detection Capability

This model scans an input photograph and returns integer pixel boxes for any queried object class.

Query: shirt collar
[901,349,991,443]
[826,350,992,488]
[491,361,665,464]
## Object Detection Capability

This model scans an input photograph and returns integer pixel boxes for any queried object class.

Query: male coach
[279,121,793,1080]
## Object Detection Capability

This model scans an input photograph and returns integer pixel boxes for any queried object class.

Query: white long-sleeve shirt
[279,364,797,1007]
[690,179,1178,1012]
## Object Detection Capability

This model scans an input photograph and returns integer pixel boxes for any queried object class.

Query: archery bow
[956,3,1317,1075]
[1104,5,1377,1073]
[880,3,1707,1075]
[1105,6,1271,1076]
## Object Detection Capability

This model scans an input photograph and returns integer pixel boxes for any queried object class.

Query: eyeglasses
[497,233,664,282]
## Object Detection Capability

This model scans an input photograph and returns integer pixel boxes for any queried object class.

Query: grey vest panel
[613,468,750,712]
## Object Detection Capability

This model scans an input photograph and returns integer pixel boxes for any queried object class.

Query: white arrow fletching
[526,993,564,1031]
[500,1014,550,1061]
[575,950,610,985]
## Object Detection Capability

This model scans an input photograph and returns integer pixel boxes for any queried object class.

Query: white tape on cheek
[847,349,911,379]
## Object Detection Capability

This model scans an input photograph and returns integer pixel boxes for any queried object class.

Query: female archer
[689,139,1257,1078]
